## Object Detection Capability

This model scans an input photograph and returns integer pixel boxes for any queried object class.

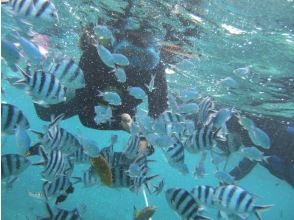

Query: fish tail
[254,205,273,220]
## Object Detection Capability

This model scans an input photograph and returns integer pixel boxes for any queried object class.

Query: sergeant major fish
[165,188,211,220]
[4,0,59,23]
[1,103,30,135]
[15,65,66,106]
[48,58,85,90]
[97,90,121,106]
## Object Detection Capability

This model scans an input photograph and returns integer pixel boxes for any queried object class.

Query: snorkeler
[33,22,168,132]
[227,115,294,188]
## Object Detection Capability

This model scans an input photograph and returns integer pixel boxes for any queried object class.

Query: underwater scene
[1,0,294,219]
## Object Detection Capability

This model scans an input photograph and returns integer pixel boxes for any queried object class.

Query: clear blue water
[1,0,294,220]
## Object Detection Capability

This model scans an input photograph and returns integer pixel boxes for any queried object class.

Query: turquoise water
[2,0,294,220]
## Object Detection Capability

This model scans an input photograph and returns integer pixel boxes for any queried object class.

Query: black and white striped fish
[184,124,220,154]
[190,185,216,208]
[48,58,85,90]
[72,167,100,187]
[40,202,85,220]
[130,174,159,193]
[1,103,30,135]
[165,188,211,220]
[111,165,132,188]
[70,146,91,164]
[163,136,189,175]
[1,154,31,179]
[123,134,141,160]
[125,154,149,177]
[32,116,81,155]
[5,0,58,23]
[33,148,66,181]
[213,185,272,220]
[42,176,73,199]
[160,111,185,135]
[198,96,215,125]
[15,66,66,105]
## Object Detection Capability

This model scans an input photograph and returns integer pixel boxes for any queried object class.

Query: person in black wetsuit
[33,22,168,131]
[226,114,294,188]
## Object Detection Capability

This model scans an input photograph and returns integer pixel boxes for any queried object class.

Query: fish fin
[71,177,82,184]
[25,142,42,157]
[15,64,31,78]
[5,176,18,190]
[32,99,50,108]
[254,205,273,220]
[196,214,213,220]
[219,211,229,220]
[30,130,44,139]
[32,147,47,166]
[44,202,54,219]
[13,78,27,85]
[133,206,138,218]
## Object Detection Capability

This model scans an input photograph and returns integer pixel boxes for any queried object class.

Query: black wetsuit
[227,115,294,187]
[34,43,168,130]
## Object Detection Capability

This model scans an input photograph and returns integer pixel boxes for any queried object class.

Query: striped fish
[15,66,66,105]
[6,0,58,23]
[165,188,211,220]
[184,124,220,154]
[125,154,149,177]
[160,111,185,135]
[213,185,272,220]
[42,176,72,199]
[198,96,215,125]
[32,117,81,155]
[73,167,100,187]
[130,174,159,193]
[49,58,85,90]
[1,154,31,179]
[123,134,141,160]
[1,103,29,135]
[34,148,66,181]
[111,165,132,188]
[190,185,216,208]
[41,203,85,220]
[163,136,188,175]
[70,146,91,164]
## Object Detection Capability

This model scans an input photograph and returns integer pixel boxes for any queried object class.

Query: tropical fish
[1,154,31,179]
[184,124,221,153]
[77,130,100,157]
[18,35,45,65]
[1,103,30,135]
[214,171,235,185]
[96,45,115,68]
[112,53,130,66]
[198,96,215,125]
[151,179,164,195]
[248,127,271,149]
[128,86,147,100]
[213,185,272,220]
[15,124,31,155]
[94,105,113,125]
[190,185,216,207]
[33,148,66,181]
[48,58,85,90]
[93,25,115,47]
[113,67,127,83]
[72,167,100,187]
[133,205,156,220]
[42,176,73,200]
[144,73,156,93]
[163,136,189,175]
[240,146,267,162]
[97,90,121,106]
[126,154,149,177]
[123,134,141,160]
[70,146,91,164]
[193,151,207,179]
[1,39,20,71]
[212,108,234,129]
[165,188,211,220]
[5,0,59,23]
[15,66,66,105]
